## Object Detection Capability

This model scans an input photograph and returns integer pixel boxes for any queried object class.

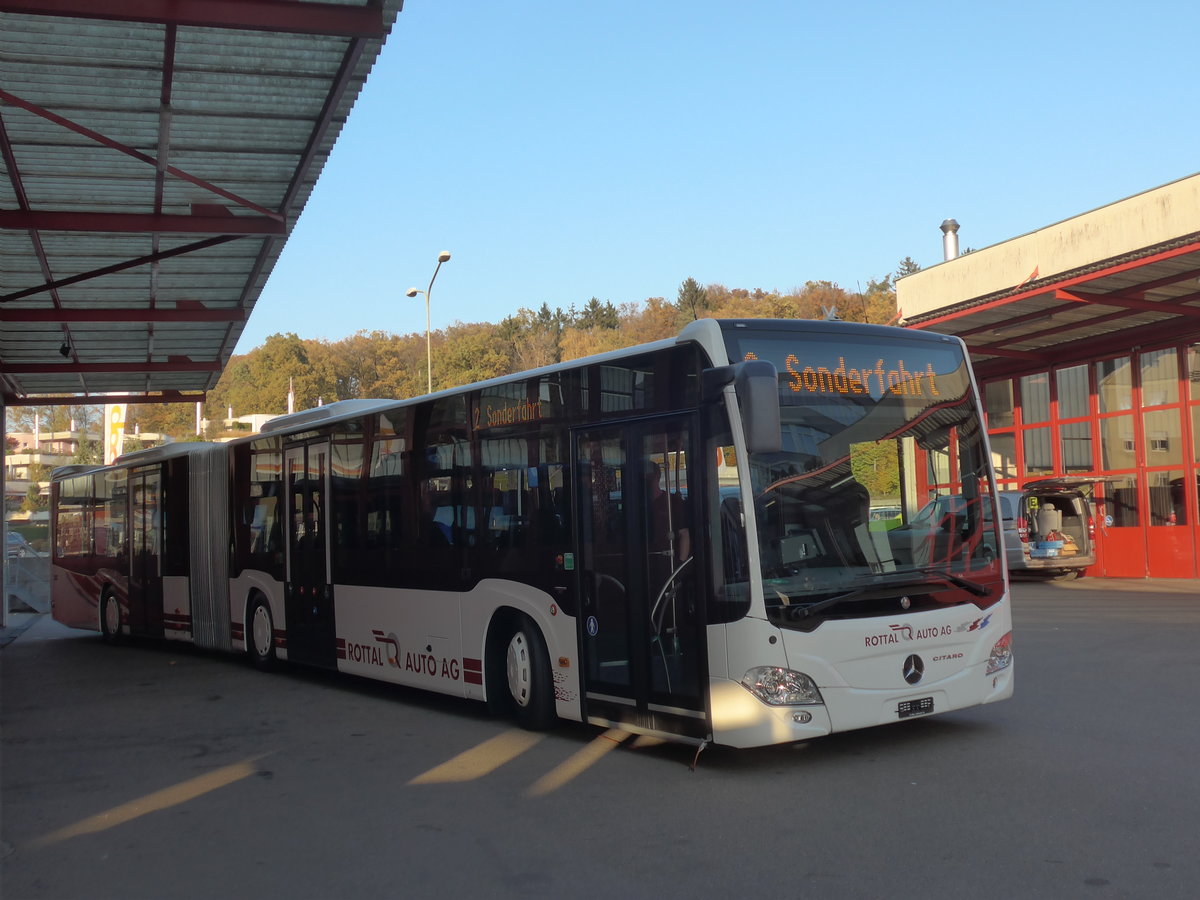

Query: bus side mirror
[703,361,782,455]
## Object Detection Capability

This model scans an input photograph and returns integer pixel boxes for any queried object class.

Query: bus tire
[100,590,121,643]
[247,595,277,671]
[493,615,555,731]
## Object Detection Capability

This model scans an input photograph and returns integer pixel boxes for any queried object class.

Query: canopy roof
[1,0,403,406]
[899,174,1200,381]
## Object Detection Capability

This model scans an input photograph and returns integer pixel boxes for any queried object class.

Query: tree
[127,401,196,438]
[72,436,102,465]
[21,484,46,513]
[436,323,513,389]
[574,297,619,330]
[677,277,710,321]
[622,296,680,342]
[499,305,566,372]
[895,256,922,279]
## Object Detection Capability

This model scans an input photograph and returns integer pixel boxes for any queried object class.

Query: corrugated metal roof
[1,0,404,406]
[903,238,1200,381]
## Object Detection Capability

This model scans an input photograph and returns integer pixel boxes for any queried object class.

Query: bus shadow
[41,633,1004,774]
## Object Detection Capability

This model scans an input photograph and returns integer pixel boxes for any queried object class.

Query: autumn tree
[436,322,514,388]
[499,304,567,372]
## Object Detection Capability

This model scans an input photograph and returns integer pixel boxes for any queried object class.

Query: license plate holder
[898,697,934,719]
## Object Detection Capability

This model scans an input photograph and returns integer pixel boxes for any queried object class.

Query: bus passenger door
[574,418,708,742]
[128,467,164,637]
[284,442,336,668]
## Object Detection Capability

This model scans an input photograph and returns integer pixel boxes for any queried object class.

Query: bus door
[284,441,336,667]
[128,467,164,636]
[574,417,708,742]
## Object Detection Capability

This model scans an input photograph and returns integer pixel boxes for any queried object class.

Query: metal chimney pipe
[940,218,960,261]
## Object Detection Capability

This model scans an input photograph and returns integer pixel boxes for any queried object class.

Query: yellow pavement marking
[29,755,268,849]
[526,729,631,797]
[409,730,544,784]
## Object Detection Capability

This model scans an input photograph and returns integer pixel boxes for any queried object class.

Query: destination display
[722,326,970,404]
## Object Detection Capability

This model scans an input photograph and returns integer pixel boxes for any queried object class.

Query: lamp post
[406,250,451,394]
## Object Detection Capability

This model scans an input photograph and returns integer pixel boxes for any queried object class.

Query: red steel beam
[1,360,222,375]
[0,1,386,38]
[2,392,206,407]
[908,239,1200,330]
[0,91,286,222]
[1055,288,1200,318]
[0,210,286,236]
[2,306,245,323]
[0,235,240,303]
[971,317,1199,382]
[960,345,1047,361]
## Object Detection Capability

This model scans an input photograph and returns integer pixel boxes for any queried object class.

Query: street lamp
[406,250,451,394]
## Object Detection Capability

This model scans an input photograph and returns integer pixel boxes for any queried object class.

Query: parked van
[999,478,1097,578]
[887,479,1097,578]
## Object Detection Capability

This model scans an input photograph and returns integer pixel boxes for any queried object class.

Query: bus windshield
[720,324,1004,628]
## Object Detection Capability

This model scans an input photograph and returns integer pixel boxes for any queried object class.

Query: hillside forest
[122,273,908,440]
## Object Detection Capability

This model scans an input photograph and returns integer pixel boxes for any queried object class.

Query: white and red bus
[50,319,1013,749]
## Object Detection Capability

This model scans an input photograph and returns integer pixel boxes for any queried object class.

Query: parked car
[886,494,1000,567]
[886,478,1097,578]
[6,532,43,558]
[999,477,1097,578]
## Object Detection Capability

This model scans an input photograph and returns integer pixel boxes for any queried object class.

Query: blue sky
[234,0,1200,354]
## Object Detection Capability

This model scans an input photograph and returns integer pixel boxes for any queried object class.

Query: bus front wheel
[248,596,276,671]
[493,616,555,731]
[100,591,121,642]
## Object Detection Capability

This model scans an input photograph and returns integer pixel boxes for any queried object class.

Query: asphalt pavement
[2,576,1199,900]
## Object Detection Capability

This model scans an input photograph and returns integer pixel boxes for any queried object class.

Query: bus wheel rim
[104,597,119,634]
[252,605,272,657]
[506,632,531,708]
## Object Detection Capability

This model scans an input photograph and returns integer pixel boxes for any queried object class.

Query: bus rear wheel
[494,616,555,731]
[248,596,276,670]
[100,591,120,642]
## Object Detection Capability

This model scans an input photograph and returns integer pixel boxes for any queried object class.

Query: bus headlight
[986,631,1013,675]
[740,666,823,706]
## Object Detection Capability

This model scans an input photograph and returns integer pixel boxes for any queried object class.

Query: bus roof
[241,319,957,440]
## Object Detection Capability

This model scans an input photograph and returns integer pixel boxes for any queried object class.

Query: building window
[985,380,1014,428]
[1096,357,1132,412]
[989,433,1016,480]
[1020,372,1050,424]
[1193,407,1200,466]
[1022,427,1053,475]
[1140,348,1179,408]
[1056,364,1090,419]
[1106,477,1139,527]
[1059,421,1093,472]
[1142,409,1182,465]
[1148,470,1187,526]
[1100,415,1135,470]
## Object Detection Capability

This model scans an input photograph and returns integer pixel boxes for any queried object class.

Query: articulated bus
[50,319,1013,749]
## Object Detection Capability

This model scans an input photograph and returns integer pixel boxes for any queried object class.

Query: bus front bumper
[708,660,1013,749]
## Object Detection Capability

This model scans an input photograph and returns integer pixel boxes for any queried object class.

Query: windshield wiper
[795,569,990,619]
[913,567,990,597]
[796,586,871,618]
